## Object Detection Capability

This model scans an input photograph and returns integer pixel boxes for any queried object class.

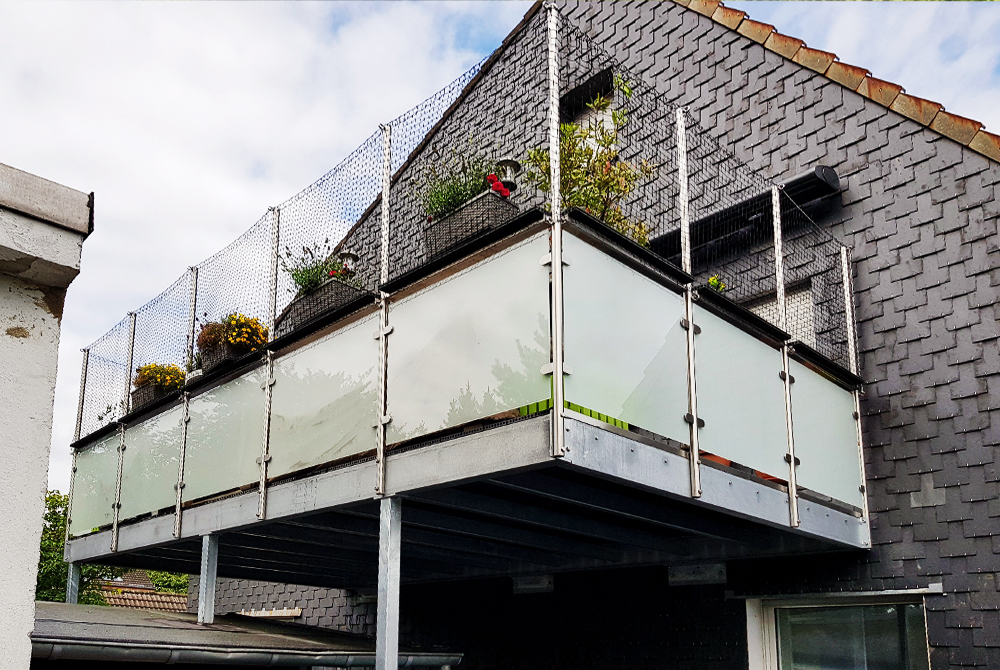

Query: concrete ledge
[0,163,90,235]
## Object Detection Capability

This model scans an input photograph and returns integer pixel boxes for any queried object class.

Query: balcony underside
[67,414,867,589]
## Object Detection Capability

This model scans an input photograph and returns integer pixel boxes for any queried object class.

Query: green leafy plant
[524,75,655,246]
[36,491,124,605]
[134,363,185,391]
[708,274,727,293]
[417,141,505,221]
[280,240,360,296]
[147,570,189,594]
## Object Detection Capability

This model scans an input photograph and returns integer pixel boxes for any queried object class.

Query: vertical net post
[267,207,281,341]
[677,108,702,498]
[841,246,870,531]
[173,392,190,538]
[546,1,567,458]
[123,312,137,415]
[65,348,89,546]
[772,185,800,528]
[375,123,392,496]
[185,267,199,368]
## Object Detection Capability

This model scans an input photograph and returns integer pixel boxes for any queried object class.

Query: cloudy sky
[2,1,996,493]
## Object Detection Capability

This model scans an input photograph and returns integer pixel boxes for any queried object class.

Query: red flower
[492,181,504,192]
[487,174,498,184]
[329,270,339,277]
[500,188,510,198]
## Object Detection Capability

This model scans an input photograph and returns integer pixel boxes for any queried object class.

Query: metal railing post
[841,246,870,533]
[546,1,567,458]
[123,311,137,415]
[111,423,125,552]
[256,351,276,520]
[65,348,89,546]
[772,186,800,528]
[267,207,281,341]
[677,108,701,498]
[186,266,199,368]
[173,392,190,537]
[375,123,393,496]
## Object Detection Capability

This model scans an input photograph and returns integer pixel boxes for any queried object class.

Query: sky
[1,1,997,494]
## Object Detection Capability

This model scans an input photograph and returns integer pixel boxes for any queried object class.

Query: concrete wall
[0,166,89,669]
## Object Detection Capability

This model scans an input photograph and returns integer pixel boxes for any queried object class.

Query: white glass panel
[69,433,119,537]
[563,231,688,442]
[183,368,265,502]
[387,232,551,444]
[119,406,183,521]
[269,313,379,477]
[696,307,788,478]
[789,359,864,508]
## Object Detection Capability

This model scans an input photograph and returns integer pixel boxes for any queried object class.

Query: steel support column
[772,186,800,528]
[677,107,701,498]
[841,246,870,529]
[375,496,402,670]
[546,1,567,458]
[198,534,219,624]
[375,123,393,495]
[65,562,81,605]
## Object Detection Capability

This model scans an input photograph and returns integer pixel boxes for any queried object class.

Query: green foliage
[280,239,360,296]
[708,274,727,293]
[147,571,189,594]
[417,141,499,221]
[36,491,124,605]
[524,75,655,246]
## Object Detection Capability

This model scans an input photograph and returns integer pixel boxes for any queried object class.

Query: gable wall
[557,2,1000,667]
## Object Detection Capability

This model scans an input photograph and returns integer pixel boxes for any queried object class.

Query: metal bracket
[255,454,272,465]
[373,325,394,340]
[540,362,573,376]
[539,252,571,267]
[778,371,795,383]
[372,415,393,428]
[680,319,701,334]
[260,377,276,390]
[683,413,705,428]
[784,453,801,466]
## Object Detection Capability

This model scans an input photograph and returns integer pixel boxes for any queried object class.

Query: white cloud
[0,0,530,492]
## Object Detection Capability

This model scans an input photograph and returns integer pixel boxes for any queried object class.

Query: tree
[36,491,124,604]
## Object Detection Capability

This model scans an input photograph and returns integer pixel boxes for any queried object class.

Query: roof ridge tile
[672,0,999,163]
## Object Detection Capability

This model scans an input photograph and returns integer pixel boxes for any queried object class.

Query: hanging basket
[423,190,518,260]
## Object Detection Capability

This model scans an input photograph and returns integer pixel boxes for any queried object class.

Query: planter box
[130,384,166,412]
[424,190,518,260]
[274,278,373,339]
[201,341,249,373]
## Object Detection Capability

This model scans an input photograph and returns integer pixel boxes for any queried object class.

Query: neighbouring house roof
[677,0,1000,162]
[100,588,188,612]
[31,602,462,667]
[104,569,157,591]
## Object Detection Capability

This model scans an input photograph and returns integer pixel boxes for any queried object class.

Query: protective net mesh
[76,5,855,442]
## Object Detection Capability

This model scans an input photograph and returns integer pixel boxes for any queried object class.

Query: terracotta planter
[423,190,518,259]
[130,384,167,412]
[274,278,372,339]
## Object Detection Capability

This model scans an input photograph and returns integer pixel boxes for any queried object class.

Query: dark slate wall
[557,2,1000,668]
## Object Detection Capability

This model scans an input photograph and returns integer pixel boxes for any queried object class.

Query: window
[751,601,930,670]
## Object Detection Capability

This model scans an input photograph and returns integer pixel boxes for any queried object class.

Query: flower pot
[201,341,249,373]
[423,190,518,259]
[130,384,167,412]
[274,278,372,339]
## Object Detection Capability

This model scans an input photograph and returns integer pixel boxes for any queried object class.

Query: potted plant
[523,74,655,246]
[197,312,268,372]
[418,147,519,259]
[131,363,185,411]
[273,241,372,338]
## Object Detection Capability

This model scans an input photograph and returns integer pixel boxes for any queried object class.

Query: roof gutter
[32,639,462,668]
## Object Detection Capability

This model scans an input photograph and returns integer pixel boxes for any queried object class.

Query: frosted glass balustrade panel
[69,433,119,537]
[120,406,184,521]
[563,231,688,443]
[789,359,864,508]
[183,368,265,502]
[695,307,788,479]
[387,232,551,444]
[269,313,379,477]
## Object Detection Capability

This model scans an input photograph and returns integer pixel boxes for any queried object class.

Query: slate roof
[677,0,1000,162]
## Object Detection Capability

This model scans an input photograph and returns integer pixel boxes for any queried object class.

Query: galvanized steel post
[546,1,567,458]
[772,186,800,528]
[375,123,393,495]
[256,351,276,520]
[123,311,137,415]
[375,496,402,670]
[677,108,702,498]
[65,562,81,605]
[841,246,871,531]
[66,348,89,546]
[267,207,280,340]
[198,534,219,625]
[186,266,199,367]
[173,392,191,538]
